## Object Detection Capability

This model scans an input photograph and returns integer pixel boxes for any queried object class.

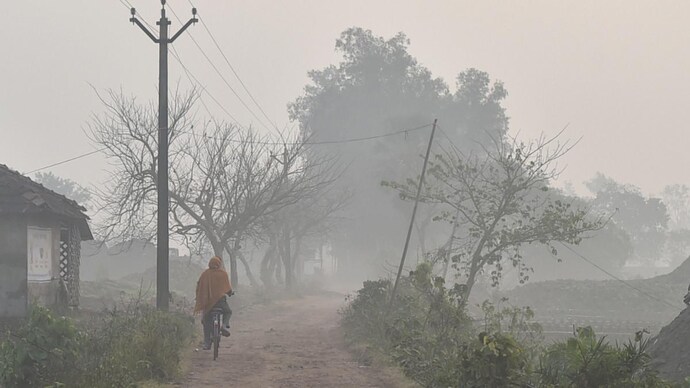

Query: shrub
[0,306,81,387]
[0,302,194,388]
[78,302,194,387]
[342,264,683,388]
[342,263,475,386]
[538,327,670,388]
[456,331,533,387]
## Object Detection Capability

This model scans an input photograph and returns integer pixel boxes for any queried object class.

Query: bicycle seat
[210,307,224,313]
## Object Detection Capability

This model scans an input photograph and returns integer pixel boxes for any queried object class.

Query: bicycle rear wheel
[213,336,219,360]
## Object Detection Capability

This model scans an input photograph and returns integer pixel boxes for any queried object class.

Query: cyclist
[194,256,233,350]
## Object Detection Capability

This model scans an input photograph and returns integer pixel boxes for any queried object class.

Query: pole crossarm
[129,6,197,44]
[170,16,198,43]
[129,16,159,43]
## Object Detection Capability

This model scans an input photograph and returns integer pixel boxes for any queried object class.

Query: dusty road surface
[179,293,408,388]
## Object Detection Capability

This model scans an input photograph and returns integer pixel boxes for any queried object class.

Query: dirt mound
[503,256,690,324]
[656,255,690,283]
[649,307,690,382]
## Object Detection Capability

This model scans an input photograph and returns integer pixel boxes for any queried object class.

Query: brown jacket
[194,256,233,315]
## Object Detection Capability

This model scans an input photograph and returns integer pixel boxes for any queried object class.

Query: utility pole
[389,119,438,307]
[129,1,197,311]
[271,146,293,289]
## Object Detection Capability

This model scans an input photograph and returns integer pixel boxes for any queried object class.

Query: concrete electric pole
[129,1,197,311]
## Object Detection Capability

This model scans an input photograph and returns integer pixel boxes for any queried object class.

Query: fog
[2,1,690,385]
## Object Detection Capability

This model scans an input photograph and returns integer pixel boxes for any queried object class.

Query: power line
[188,123,433,146]
[118,2,248,128]
[122,1,280,132]
[166,4,273,132]
[169,45,245,127]
[119,0,158,37]
[435,122,680,310]
[25,149,105,175]
[559,242,683,311]
[185,0,279,131]
[24,123,433,174]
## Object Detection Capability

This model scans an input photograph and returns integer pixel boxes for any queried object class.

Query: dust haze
[2,1,690,386]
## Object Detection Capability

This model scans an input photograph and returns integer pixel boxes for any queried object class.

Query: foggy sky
[1,0,689,197]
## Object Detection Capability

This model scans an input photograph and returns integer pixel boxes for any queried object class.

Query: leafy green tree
[661,184,690,231]
[586,173,668,262]
[662,229,690,268]
[34,171,91,208]
[516,192,632,282]
[289,27,508,276]
[387,135,603,302]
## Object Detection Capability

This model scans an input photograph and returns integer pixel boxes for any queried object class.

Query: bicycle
[209,291,233,360]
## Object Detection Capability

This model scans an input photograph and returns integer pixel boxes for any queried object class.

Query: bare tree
[386,133,604,302]
[89,89,342,287]
[88,88,196,244]
[260,187,350,289]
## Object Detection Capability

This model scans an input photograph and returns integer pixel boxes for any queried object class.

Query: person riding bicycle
[194,256,233,350]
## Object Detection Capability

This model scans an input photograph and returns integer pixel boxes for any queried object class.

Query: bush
[78,301,194,387]
[0,302,194,388]
[342,263,475,386]
[538,327,669,388]
[341,263,683,388]
[0,306,81,387]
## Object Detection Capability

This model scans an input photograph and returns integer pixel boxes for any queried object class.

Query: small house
[0,164,93,317]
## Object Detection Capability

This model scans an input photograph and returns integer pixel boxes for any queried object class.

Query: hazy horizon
[1,1,689,198]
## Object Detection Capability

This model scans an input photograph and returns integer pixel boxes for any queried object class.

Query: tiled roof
[0,164,93,240]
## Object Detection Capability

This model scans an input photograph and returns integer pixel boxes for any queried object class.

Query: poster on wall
[27,227,52,282]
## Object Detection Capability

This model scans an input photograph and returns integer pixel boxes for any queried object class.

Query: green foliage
[661,184,690,230]
[586,172,669,261]
[0,306,81,387]
[78,302,194,387]
[457,331,533,387]
[342,267,681,387]
[341,279,392,344]
[0,303,193,388]
[538,327,669,388]
[388,135,604,302]
[289,27,509,278]
[343,263,538,387]
[480,298,543,356]
[34,171,92,207]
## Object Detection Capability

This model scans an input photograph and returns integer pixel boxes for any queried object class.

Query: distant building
[0,165,93,317]
[80,238,187,281]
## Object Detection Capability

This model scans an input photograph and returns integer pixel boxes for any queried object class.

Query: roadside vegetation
[342,263,686,388]
[0,302,193,388]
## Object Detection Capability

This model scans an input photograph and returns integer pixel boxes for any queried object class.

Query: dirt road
[179,293,408,388]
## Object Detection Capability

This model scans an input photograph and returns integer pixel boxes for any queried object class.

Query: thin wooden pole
[389,119,437,306]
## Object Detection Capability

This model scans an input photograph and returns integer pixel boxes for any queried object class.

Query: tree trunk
[292,237,302,281]
[224,238,256,287]
[210,239,224,262]
[319,242,324,273]
[442,210,461,279]
[415,221,427,260]
[260,236,277,287]
[236,250,258,287]
[462,257,481,305]
[280,227,293,290]
[229,256,239,286]
[273,254,283,285]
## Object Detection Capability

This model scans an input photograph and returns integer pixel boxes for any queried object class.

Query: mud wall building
[0,165,92,317]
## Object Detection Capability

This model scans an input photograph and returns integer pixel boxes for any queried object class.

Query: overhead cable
[25,123,433,174]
